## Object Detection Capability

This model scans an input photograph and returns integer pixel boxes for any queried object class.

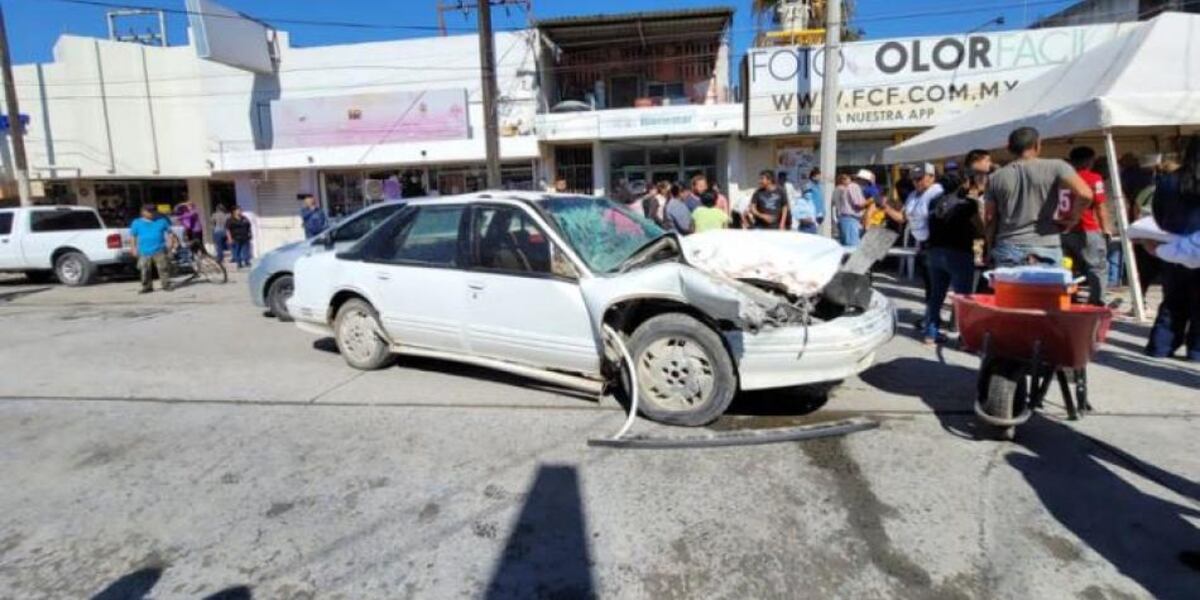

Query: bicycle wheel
[196,253,228,284]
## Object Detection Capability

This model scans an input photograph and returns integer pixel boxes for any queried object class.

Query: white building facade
[3,20,541,253]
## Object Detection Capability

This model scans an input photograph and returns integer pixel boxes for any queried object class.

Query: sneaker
[138,288,152,295]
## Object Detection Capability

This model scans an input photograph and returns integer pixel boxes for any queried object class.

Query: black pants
[1147,263,1200,360]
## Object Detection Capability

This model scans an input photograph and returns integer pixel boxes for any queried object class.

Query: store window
[554,146,593,194]
[39,182,75,206]
[324,172,365,218]
[94,180,188,227]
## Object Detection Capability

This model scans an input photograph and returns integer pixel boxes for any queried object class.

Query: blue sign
[0,114,30,131]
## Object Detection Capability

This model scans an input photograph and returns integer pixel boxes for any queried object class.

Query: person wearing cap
[884,162,944,249]
[984,127,1094,267]
[833,173,868,246]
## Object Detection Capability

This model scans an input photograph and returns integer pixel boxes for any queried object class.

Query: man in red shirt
[1060,146,1115,306]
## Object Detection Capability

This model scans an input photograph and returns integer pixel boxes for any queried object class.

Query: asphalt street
[0,271,1197,599]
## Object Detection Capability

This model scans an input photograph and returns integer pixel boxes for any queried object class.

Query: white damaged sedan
[287,193,895,426]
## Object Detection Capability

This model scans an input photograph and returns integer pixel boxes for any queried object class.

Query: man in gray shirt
[986,127,1094,266]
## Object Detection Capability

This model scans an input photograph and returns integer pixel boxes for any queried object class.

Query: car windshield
[537,196,665,274]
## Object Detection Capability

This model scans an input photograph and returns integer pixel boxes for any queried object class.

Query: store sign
[598,108,697,138]
[746,23,1126,135]
[271,89,469,149]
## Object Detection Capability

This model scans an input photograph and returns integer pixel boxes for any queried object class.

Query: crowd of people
[590,126,1198,360]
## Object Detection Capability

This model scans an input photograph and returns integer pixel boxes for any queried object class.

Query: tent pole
[1103,130,1147,322]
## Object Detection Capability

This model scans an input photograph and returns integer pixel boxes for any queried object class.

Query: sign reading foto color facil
[746,23,1130,136]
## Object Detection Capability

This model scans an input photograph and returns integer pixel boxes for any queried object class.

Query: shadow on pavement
[1007,415,1200,599]
[90,564,251,600]
[484,464,595,599]
[0,286,50,303]
[858,356,983,439]
[91,566,162,600]
[1091,350,1200,390]
[311,337,601,403]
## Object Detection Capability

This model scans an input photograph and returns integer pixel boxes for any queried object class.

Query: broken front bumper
[731,290,896,391]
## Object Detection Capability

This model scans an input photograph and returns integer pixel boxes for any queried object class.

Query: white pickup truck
[0,205,133,286]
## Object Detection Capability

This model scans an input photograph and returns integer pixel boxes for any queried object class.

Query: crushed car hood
[580,231,847,332]
[678,229,844,298]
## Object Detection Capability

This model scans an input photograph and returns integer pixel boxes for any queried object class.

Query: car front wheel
[628,313,736,427]
[268,275,294,322]
[333,298,392,370]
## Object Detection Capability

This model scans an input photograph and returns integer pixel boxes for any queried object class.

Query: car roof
[400,191,593,208]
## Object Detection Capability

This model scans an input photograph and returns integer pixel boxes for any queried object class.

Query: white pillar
[1103,130,1146,322]
[591,140,606,197]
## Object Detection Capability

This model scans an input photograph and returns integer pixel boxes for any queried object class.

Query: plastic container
[986,266,1076,311]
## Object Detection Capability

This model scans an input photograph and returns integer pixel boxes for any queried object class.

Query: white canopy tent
[883,12,1200,320]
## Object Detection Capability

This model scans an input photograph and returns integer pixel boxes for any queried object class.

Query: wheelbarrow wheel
[980,359,1027,441]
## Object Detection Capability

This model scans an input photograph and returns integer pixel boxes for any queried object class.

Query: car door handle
[467,282,485,291]
[375,271,391,281]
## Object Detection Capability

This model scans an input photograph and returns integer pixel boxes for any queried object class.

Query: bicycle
[170,236,228,284]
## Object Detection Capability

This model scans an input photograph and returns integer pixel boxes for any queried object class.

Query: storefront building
[533,8,748,200]
[1,3,541,254]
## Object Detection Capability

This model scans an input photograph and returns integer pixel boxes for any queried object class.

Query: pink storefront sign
[270,89,470,149]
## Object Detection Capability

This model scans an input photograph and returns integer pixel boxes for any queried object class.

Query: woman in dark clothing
[922,167,987,345]
[226,207,253,269]
[1145,136,1200,360]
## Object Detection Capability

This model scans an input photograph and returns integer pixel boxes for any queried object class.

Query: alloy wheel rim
[340,309,377,362]
[636,336,714,411]
[60,258,81,283]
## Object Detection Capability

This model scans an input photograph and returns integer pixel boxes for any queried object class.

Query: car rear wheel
[334,298,392,370]
[54,251,94,286]
[268,275,294,322]
[628,313,736,427]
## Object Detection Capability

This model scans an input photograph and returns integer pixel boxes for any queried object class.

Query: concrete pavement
[0,272,1196,598]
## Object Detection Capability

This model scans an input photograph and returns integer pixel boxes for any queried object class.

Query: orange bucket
[993,281,1074,311]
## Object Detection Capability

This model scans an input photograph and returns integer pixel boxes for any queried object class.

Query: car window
[0,212,12,235]
[29,210,103,232]
[331,203,404,243]
[471,205,556,274]
[378,205,464,266]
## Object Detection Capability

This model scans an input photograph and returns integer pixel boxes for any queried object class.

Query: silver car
[288,193,895,426]
[247,200,406,320]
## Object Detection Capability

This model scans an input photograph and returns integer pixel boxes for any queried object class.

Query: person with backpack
[920,160,985,345]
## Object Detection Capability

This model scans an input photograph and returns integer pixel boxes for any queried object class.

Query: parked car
[248,200,407,320]
[287,193,896,426]
[0,205,132,286]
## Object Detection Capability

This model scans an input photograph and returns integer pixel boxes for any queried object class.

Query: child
[692,191,730,233]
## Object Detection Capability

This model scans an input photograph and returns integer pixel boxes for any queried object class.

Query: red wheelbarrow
[952,294,1113,440]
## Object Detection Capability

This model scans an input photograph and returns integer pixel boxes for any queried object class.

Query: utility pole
[476,0,502,189]
[0,4,32,206]
[818,0,841,237]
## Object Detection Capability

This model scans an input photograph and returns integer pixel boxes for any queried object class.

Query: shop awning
[882,12,1200,164]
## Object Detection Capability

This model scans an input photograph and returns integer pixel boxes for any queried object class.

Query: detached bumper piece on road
[588,416,879,449]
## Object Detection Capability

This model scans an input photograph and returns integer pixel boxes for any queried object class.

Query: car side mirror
[321,232,336,249]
